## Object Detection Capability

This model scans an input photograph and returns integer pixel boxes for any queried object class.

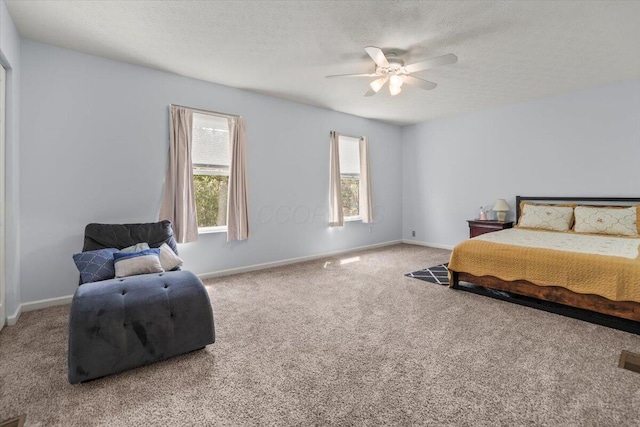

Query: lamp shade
[493,199,510,211]
[493,199,510,221]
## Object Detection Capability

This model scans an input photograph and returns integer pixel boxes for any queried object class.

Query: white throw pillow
[518,204,574,232]
[574,205,638,236]
[159,243,183,271]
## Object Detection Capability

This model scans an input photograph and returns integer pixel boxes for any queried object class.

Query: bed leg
[449,271,459,289]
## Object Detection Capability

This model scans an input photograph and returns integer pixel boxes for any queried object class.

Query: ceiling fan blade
[364,88,377,97]
[325,73,377,78]
[369,76,388,93]
[402,75,438,91]
[405,53,458,73]
[364,46,389,67]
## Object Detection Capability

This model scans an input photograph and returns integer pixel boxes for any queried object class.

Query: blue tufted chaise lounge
[68,221,215,383]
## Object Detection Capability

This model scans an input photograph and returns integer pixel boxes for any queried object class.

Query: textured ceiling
[6,1,640,125]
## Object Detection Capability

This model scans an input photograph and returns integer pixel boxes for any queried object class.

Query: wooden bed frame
[449,196,640,322]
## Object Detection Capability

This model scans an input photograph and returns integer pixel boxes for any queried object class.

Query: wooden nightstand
[467,220,514,238]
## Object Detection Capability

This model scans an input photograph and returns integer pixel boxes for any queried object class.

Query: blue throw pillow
[73,248,119,284]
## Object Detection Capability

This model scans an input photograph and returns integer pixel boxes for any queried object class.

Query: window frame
[191,111,232,233]
[338,136,362,222]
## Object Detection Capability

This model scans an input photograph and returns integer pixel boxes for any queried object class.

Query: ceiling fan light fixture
[369,77,387,93]
[389,75,403,88]
[327,46,456,98]
[389,84,402,96]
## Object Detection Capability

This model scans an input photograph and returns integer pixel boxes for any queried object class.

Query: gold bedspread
[448,231,640,303]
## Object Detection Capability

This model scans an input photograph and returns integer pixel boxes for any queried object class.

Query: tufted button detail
[159,273,164,277]
[170,312,174,318]
[119,279,125,282]
[121,290,126,295]
[164,284,169,289]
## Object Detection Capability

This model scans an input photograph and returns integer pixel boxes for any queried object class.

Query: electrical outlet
[412,230,416,237]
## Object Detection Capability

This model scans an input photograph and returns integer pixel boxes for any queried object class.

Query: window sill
[345,216,362,222]
[198,226,227,235]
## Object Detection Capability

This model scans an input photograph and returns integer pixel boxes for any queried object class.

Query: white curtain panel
[226,117,250,242]
[159,106,199,243]
[329,130,344,227]
[359,136,374,223]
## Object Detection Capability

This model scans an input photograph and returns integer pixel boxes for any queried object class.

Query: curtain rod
[170,104,241,119]
[331,131,363,140]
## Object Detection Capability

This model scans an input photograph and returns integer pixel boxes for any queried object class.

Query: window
[191,112,230,231]
[338,135,361,219]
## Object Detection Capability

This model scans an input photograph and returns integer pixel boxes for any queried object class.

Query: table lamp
[493,199,510,221]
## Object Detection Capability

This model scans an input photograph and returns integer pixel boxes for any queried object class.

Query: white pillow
[159,243,183,271]
[518,204,574,232]
[574,205,638,236]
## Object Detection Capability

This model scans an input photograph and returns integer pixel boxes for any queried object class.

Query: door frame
[0,64,6,330]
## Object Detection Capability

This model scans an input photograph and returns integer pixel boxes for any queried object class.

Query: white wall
[19,40,403,303]
[402,79,640,248]
[0,0,20,319]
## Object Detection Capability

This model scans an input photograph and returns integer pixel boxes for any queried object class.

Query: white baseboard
[6,304,21,326]
[401,239,455,251]
[7,240,405,325]
[198,239,403,280]
[22,295,73,312]
[5,294,73,326]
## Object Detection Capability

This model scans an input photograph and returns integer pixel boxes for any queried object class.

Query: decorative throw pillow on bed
[573,205,639,236]
[159,243,183,271]
[517,203,574,232]
[113,248,164,278]
[120,242,150,253]
[73,248,119,284]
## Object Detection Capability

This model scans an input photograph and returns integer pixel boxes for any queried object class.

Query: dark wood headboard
[515,196,640,222]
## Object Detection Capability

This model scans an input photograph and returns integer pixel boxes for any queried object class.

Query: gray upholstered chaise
[68,221,215,383]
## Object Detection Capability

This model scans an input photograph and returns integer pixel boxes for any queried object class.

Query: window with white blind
[192,112,230,231]
[338,135,361,219]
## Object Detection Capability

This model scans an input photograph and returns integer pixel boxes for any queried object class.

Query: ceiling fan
[326,47,457,97]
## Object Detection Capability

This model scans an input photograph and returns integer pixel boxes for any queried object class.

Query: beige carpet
[1,244,639,426]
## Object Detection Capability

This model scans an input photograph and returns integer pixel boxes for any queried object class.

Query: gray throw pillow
[113,248,163,278]
[120,242,150,253]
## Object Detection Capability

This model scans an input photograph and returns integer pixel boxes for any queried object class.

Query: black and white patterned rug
[405,263,449,285]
